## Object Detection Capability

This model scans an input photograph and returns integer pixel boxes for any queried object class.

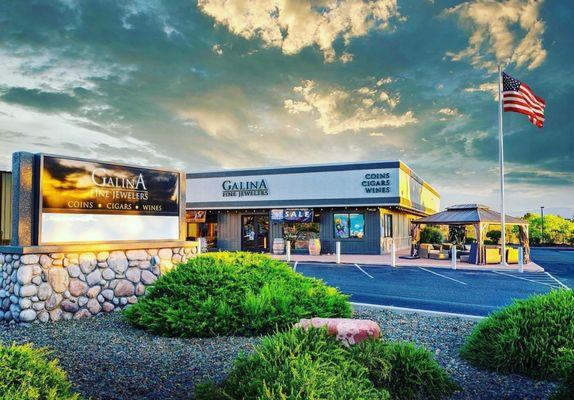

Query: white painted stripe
[544,272,570,289]
[418,267,468,285]
[354,264,374,279]
[492,270,557,288]
[351,302,484,320]
[293,261,298,272]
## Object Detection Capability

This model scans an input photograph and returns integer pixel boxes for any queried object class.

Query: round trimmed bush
[0,343,80,400]
[124,252,351,337]
[420,227,444,244]
[460,289,574,379]
[195,328,457,400]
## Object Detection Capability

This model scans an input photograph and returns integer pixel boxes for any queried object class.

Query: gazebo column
[410,223,420,257]
[473,222,486,264]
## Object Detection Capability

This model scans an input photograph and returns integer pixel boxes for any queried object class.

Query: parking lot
[294,248,572,317]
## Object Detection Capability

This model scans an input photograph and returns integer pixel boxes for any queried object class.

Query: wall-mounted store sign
[38,155,181,244]
[222,179,269,198]
[271,209,313,223]
[186,210,206,223]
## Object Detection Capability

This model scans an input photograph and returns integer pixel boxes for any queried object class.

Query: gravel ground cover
[0,308,558,400]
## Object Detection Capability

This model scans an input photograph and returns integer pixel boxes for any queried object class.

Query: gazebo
[411,204,530,264]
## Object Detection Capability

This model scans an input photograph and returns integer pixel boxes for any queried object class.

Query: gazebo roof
[412,203,528,226]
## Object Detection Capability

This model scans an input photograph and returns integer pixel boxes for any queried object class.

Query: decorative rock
[102,302,115,312]
[61,300,79,313]
[68,265,81,278]
[112,298,119,305]
[87,298,101,314]
[79,253,97,274]
[20,254,40,265]
[64,290,71,299]
[158,248,172,260]
[50,308,63,321]
[50,253,64,260]
[101,289,114,301]
[74,309,91,319]
[87,286,101,299]
[69,279,88,297]
[108,251,128,274]
[86,269,102,286]
[151,265,161,276]
[150,255,160,266]
[33,301,45,311]
[97,294,105,303]
[136,283,146,296]
[32,276,42,285]
[38,283,52,301]
[120,297,128,305]
[40,255,52,269]
[52,259,63,266]
[45,293,62,310]
[37,311,49,322]
[138,261,151,270]
[102,268,115,280]
[127,295,138,304]
[141,270,157,285]
[126,268,141,283]
[126,250,148,261]
[78,296,89,307]
[62,312,73,321]
[97,252,110,262]
[49,268,69,293]
[16,265,34,285]
[172,254,182,263]
[114,280,134,297]
[19,298,32,309]
[20,284,38,297]
[20,309,36,322]
[294,318,381,346]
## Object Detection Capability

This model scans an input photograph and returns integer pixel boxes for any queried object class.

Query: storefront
[186,161,440,255]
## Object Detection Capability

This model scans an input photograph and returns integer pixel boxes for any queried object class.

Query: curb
[352,302,485,321]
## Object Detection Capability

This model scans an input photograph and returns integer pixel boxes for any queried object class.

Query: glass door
[241,214,269,252]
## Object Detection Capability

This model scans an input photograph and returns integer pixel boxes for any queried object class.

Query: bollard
[390,240,396,268]
[451,244,457,270]
[286,240,291,262]
[336,241,341,264]
[197,240,202,255]
[518,246,524,273]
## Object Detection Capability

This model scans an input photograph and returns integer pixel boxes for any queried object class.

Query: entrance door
[241,214,269,252]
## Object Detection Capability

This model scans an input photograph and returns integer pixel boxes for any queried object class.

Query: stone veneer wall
[0,247,197,323]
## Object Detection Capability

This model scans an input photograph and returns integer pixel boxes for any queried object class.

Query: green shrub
[552,352,574,400]
[485,230,501,245]
[124,252,351,337]
[460,289,574,379]
[195,329,457,400]
[0,343,80,400]
[196,328,389,400]
[420,227,444,244]
[359,340,459,400]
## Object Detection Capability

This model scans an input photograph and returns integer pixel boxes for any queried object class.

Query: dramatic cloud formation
[446,0,547,70]
[284,79,416,134]
[197,0,399,62]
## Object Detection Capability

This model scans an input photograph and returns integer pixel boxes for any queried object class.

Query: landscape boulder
[294,318,381,346]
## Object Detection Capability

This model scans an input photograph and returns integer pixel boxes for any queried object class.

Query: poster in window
[334,213,349,239]
[349,213,365,239]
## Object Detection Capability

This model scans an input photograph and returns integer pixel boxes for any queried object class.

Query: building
[0,171,11,245]
[186,161,440,255]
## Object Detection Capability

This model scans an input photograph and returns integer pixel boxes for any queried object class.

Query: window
[334,213,365,239]
[382,214,393,238]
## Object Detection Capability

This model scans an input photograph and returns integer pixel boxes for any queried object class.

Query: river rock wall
[0,246,197,323]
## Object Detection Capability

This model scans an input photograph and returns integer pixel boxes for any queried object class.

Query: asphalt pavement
[294,247,573,317]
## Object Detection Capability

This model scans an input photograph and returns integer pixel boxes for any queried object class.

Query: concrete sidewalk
[270,250,544,272]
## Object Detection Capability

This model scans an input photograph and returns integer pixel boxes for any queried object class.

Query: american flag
[502,72,546,128]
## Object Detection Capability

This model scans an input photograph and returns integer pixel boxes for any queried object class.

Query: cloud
[436,107,462,121]
[197,0,399,62]
[464,82,499,100]
[284,79,416,134]
[445,0,547,70]
[211,44,224,55]
[1,87,80,113]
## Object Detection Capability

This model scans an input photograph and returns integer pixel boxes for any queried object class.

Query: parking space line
[492,270,558,288]
[354,264,374,279]
[418,267,467,285]
[544,272,570,289]
[293,261,298,272]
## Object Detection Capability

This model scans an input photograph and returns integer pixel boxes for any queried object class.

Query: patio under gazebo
[411,204,530,265]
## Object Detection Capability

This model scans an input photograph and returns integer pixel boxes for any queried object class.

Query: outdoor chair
[485,246,501,264]
[507,247,519,264]
[468,243,479,264]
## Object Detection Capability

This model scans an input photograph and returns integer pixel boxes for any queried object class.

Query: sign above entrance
[271,209,313,223]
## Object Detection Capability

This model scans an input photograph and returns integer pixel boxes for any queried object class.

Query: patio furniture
[485,246,501,264]
[507,247,519,264]
[419,244,441,259]
[460,255,470,262]
[429,252,449,260]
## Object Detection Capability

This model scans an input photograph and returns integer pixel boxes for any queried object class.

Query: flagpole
[498,65,507,265]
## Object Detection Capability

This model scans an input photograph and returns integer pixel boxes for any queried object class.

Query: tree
[523,213,574,245]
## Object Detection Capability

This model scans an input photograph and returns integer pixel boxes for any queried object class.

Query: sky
[0,0,572,217]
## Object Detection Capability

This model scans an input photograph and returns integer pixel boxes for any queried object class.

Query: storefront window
[334,213,364,239]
